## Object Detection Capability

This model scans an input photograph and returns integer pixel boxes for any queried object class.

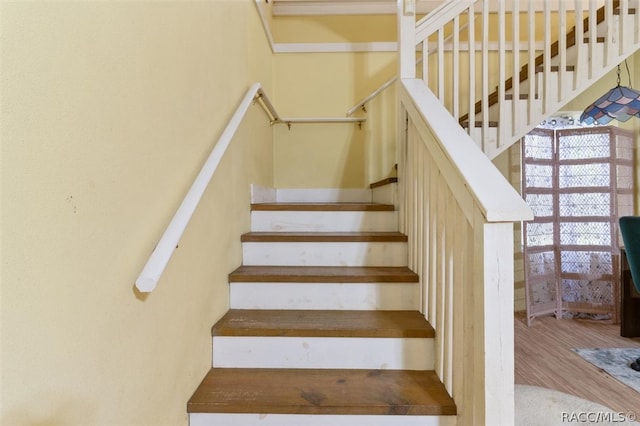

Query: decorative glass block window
[521,126,635,325]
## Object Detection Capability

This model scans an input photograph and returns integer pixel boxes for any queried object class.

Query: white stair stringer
[468,12,640,160]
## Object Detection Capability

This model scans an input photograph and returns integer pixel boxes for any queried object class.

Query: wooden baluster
[589,0,597,78]
[574,0,584,90]
[512,0,520,138]
[452,15,460,119]
[468,5,476,137]
[438,28,445,104]
[620,0,629,57]
[482,0,489,153]
[498,0,506,150]
[528,0,535,125]
[543,0,551,114]
[605,0,614,66]
[559,0,567,103]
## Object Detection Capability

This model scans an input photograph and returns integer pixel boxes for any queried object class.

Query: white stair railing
[414,0,640,159]
[398,78,533,426]
[135,84,365,293]
[397,0,640,424]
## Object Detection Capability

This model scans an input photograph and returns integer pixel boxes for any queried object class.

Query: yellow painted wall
[273,15,396,43]
[272,51,396,187]
[1,1,272,425]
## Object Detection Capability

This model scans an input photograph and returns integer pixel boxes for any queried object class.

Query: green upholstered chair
[619,216,640,371]
[620,216,640,293]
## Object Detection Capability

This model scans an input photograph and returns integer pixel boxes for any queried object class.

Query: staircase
[409,0,640,159]
[188,185,457,425]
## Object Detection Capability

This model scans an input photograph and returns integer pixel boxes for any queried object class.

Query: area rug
[515,384,640,425]
[573,347,640,393]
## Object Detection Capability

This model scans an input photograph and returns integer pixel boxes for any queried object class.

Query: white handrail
[278,117,365,125]
[135,83,367,292]
[402,79,533,222]
[135,83,268,292]
[347,77,397,116]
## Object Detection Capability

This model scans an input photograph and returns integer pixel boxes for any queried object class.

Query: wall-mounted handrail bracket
[136,83,366,293]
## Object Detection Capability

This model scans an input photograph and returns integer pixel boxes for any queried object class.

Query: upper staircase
[188,184,457,425]
[409,0,640,159]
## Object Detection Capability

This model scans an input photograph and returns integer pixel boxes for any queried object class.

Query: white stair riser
[230,282,420,310]
[276,188,372,203]
[251,211,398,232]
[372,184,397,206]
[190,413,457,426]
[242,242,407,266]
[212,336,434,370]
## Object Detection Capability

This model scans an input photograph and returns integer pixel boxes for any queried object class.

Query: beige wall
[273,14,396,43]
[1,1,272,425]
[272,51,397,187]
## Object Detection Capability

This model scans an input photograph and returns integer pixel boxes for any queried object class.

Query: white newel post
[477,221,516,426]
[397,0,415,235]
[398,0,415,79]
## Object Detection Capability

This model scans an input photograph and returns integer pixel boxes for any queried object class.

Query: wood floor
[515,312,640,418]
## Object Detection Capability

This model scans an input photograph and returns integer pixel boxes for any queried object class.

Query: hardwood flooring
[515,312,640,418]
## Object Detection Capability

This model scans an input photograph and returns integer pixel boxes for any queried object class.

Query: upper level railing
[347,14,482,117]
[398,77,533,426]
[135,83,365,292]
[411,0,639,158]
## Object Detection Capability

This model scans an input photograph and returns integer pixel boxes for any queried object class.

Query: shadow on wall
[273,123,366,188]
[351,50,398,185]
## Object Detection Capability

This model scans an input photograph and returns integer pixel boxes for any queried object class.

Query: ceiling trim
[271,0,597,16]
[272,1,442,16]
[273,42,398,53]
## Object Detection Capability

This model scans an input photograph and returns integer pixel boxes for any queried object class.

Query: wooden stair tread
[369,177,398,189]
[212,310,434,338]
[229,265,419,283]
[188,368,457,415]
[252,203,394,211]
[241,232,408,242]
